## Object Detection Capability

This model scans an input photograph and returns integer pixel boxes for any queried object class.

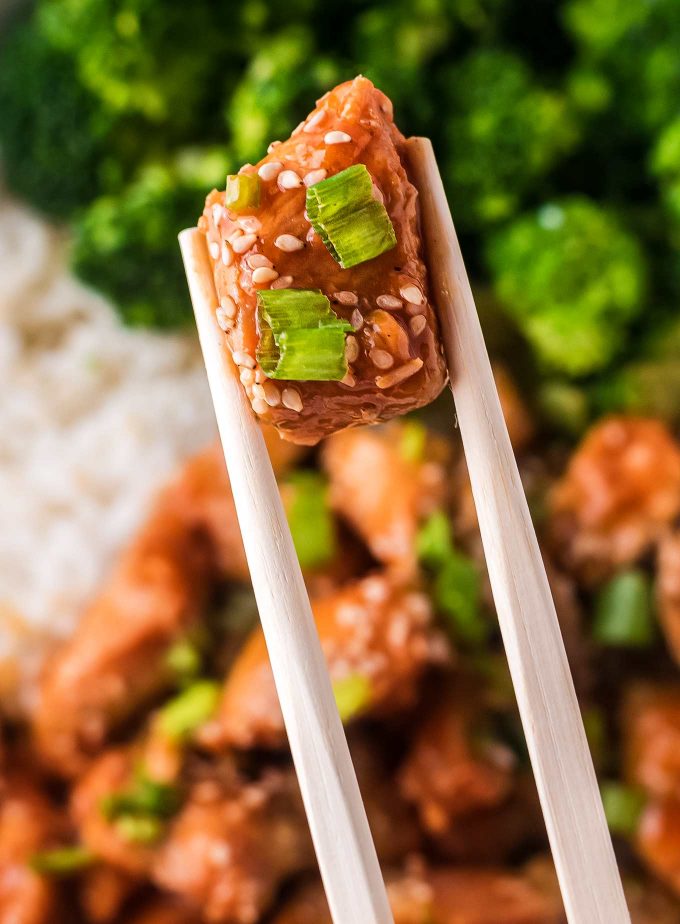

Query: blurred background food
[2,1,680,921]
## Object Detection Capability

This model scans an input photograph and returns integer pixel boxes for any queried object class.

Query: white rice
[0,195,216,711]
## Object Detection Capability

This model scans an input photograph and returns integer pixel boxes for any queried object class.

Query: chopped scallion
[100,775,181,822]
[593,570,655,648]
[399,419,427,464]
[225,173,260,212]
[115,814,164,844]
[30,846,95,876]
[306,164,396,268]
[165,637,202,684]
[601,782,646,837]
[333,673,372,723]
[285,471,336,570]
[257,289,352,381]
[417,511,487,646]
[157,679,221,742]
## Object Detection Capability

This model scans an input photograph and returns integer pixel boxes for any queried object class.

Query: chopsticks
[179,229,394,924]
[405,137,630,923]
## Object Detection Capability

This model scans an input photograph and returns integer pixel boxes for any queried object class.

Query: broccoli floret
[487,198,647,377]
[38,0,228,132]
[71,151,231,328]
[440,50,578,229]
[564,0,680,134]
[0,20,110,218]
[651,118,680,229]
[226,27,342,164]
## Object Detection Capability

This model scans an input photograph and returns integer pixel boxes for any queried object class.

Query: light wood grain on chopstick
[405,138,630,924]
[179,228,394,924]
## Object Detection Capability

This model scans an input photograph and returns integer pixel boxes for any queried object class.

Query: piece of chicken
[200,76,447,445]
[321,422,450,575]
[658,532,680,664]
[79,864,137,923]
[549,417,680,584]
[637,797,680,898]
[623,684,680,799]
[125,898,202,924]
[0,773,61,924]
[272,864,565,924]
[200,574,447,750]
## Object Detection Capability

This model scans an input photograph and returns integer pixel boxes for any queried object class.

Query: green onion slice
[115,814,164,844]
[306,164,396,268]
[157,679,221,742]
[399,419,427,463]
[100,775,181,822]
[593,570,655,648]
[257,289,352,381]
[333,673,372,723]
[165,637,202,684]
[226,173,260,212]
[30,846,95,876]
[285,471,336,570]
[601,782,646,837]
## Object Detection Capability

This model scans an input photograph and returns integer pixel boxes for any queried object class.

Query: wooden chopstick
[179,228,394,924]
[405,137,630,923]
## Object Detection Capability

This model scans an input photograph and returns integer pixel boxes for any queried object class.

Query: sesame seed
[208,240,220,260]
[304,109,326,132]
[278,170,302,190]
[376,357,423,389]
[232,233,257,254]
[232,350,255,369]
[335,291,358,305]
[400,284,424,305]
[247,253,273,269]
[216,308,231,331]
[304,168,327,187]
[221,241,233,266]
[345,336,359,363]
[227,228,243,243]
[240,368,255,386]
[341,372,356,387]
[220,294,237,318]
[238,164,253,174]
[306,226,316,243]
[376,294,402,310]
[406,302,423,316]
[282,387,303,412]
[292,120,305,136]
[351,309,364,330]
[254,370,265,384]
[263,381,281,406]
[267,141,281,153]
[237,216,261,233]
[252,383,266,401]
[258,161,283,181]
[252,397,269,415]
[211,204,224,226]
[410,314,427,335]
[370,349,394,370]
[270,275,293,290]
[252,267,279,284]
[274,234,304,252]
[324,130,352,145]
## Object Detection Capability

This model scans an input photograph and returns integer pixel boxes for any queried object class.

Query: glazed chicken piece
[33,431,301,778]
[201,574,447,750]
[200,76,447,445]
[493,364,535,453]
[624,684,680,799]
[79,864,137,923]
[151,770,313,924]
[125,898,202,924]
[658,532,680,664]
[321,422,450,575]
[272,865,565,924]
[637,797,680,897]
[549,417,680,584]
[0,773,61,924]
[398,680,516,835]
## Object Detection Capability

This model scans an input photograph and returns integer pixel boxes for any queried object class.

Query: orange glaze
[200,76,447,444]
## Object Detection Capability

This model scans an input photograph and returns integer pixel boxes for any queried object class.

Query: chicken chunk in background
[549,417,680,585]
[658,532,680,664]
[200,76,447,445]
[624,684,680,799]
[79,864,137,923]
[272,864,565,924]
[201,574,448,750]
[124,898,202,924]
[636,797,680,899]
[0,773,61,924]
[322,422,450,575]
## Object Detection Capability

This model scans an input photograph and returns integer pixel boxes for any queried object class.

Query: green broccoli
[487,198,647,377]
[71,150,232,328]
[37,0,229,132]
[0,20,110,218]
[440,49,578,229]
[564,0,680,134]
[226,27,342,164]
[651,118,680,229]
